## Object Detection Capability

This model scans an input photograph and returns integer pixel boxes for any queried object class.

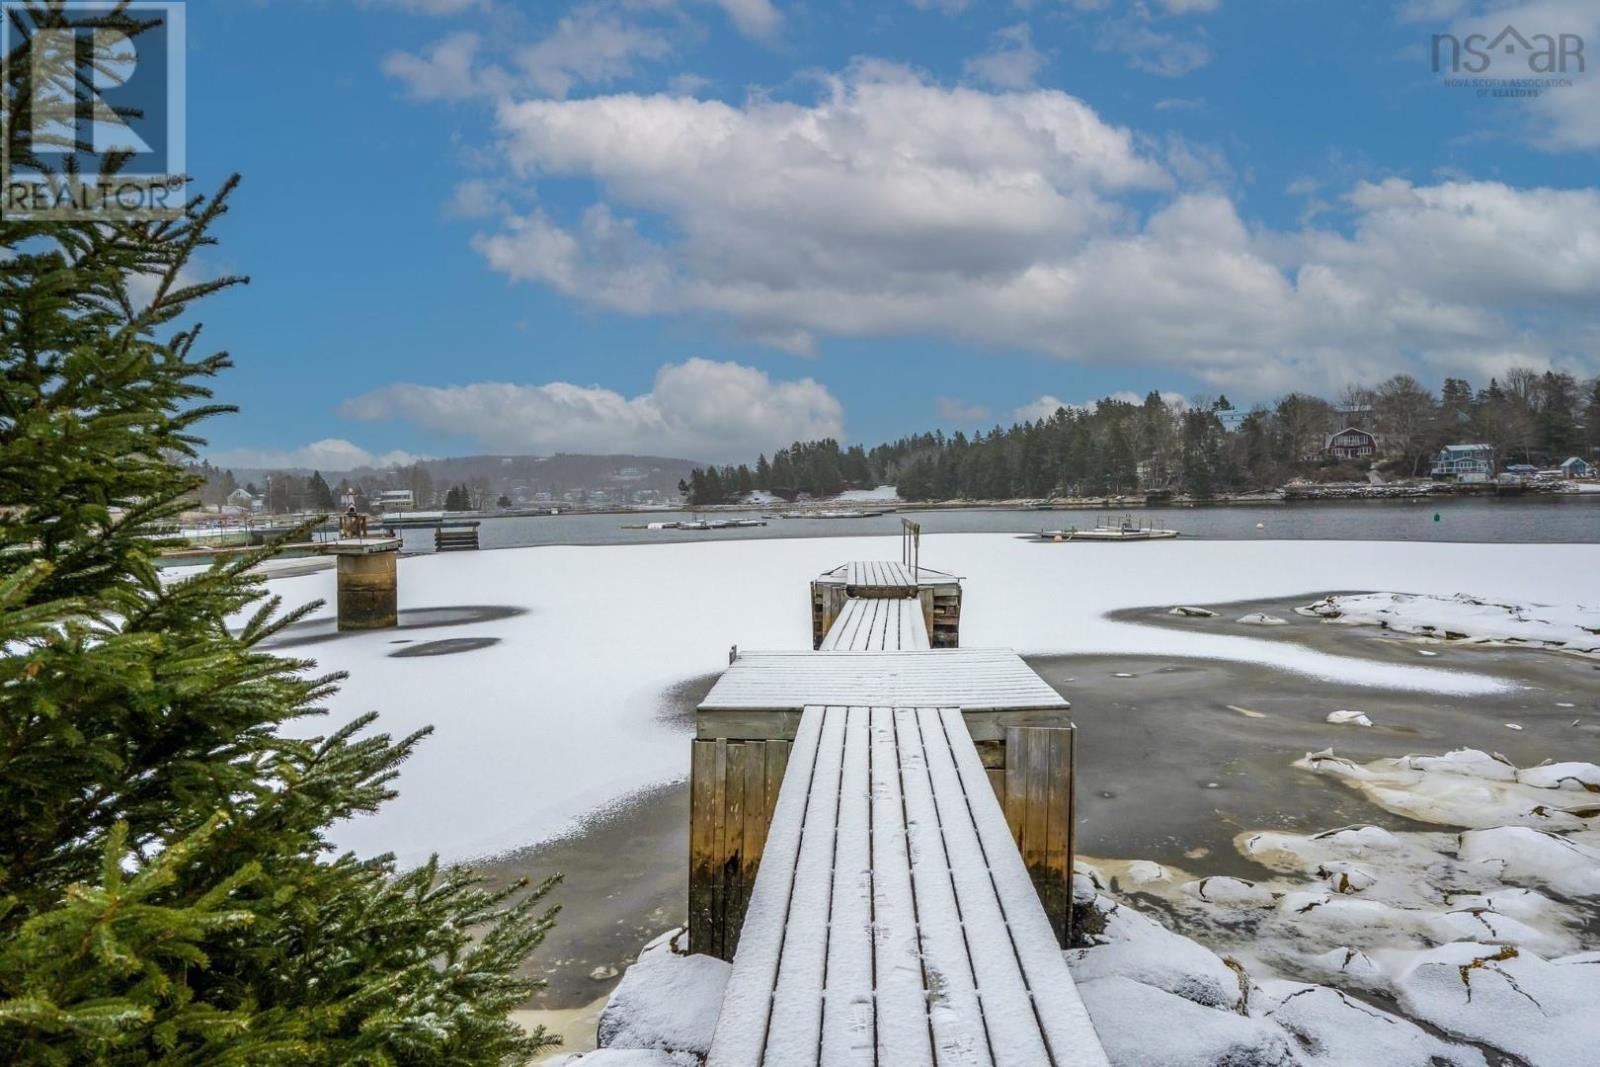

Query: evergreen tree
[0,19,558,1057]
[307,470,336,511]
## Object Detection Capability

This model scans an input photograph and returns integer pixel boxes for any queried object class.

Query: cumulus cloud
[964,23,1047,90]
[339,358,843,462]
[208,439,425,472]
[465,61,1600,392]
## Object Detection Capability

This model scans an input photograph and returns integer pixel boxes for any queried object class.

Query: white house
[375,489,415,512]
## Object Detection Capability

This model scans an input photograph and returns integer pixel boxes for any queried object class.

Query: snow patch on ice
[1325,710,1373,727]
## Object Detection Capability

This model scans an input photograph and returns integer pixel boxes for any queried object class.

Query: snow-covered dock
[816,596,931,651]
[706,706,1108,1067]
[810,559,963,648]
[688,546,1106,1064]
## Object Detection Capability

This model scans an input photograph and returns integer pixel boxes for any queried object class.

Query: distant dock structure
[690,520,1105,1064]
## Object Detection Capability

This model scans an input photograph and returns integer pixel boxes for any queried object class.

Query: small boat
[1039,513,1179,542]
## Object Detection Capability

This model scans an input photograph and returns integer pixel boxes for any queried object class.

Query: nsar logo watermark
[1431,25,1584,99]
[2,2,186,221]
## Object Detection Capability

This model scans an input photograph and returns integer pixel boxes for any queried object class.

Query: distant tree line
[682,370,1600,504]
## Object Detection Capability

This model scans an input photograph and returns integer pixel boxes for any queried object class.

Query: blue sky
[187,0,1600,468]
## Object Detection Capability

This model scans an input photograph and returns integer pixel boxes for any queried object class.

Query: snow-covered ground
[241,535,1598,864]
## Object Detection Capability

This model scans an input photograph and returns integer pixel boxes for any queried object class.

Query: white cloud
[339,358,843,462]
[443,177,507,218]
[711,0,782,40]
[517,7,673,98]
[936,397,992,422]
[1096,17,1212,77]
[467,62,1600,393]
[1153,96,1205,111]
[382,1,780,105]
[208,439,425,472]
[383,32,507,102]
[964,23,1047,90]
[1014,395,1067,422]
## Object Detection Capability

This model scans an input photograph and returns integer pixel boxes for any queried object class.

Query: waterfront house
[1323,427,1378,461]
[1560,456,1593,479]
[1431,444,1495,481]
[375,488,415,512]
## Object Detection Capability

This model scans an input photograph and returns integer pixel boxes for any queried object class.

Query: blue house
[1431,444,1494,481]
[1560,456,1593,479]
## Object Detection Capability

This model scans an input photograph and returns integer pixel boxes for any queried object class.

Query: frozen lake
[250,534,1599,866]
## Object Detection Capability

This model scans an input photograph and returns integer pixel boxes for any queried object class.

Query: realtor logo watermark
[1432,25,1585,99]
[1,2,186,220]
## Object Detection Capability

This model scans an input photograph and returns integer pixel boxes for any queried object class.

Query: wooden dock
[811,562,962,649]
[689,532,1106,1063]
[817,597,931,651]
[706,706,1105,1067]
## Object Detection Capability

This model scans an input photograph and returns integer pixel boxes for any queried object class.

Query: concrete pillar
[336,549,397,630]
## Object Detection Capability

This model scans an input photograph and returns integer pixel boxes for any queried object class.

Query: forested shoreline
[682,371,1600,504]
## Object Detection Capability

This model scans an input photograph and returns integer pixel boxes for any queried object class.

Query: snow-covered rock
[1236,612,1288,626]
[1518,761,1600,793]
[1179,876,1275,909]
[1078,976,1297,1067]
[1457,826,1600,897]
[1068,894,1246,1010]
[1297,591,1600,656]
[1123,860,1169,886]
[1325,710,1373,727]
[1253,980,1485,1067]
[596,930,730,1057]
[1168,606,1218,617]
[1393,942,1600,1067]
[1295,748,1599,830]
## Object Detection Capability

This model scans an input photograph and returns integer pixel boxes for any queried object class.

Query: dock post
[332,540,401,630]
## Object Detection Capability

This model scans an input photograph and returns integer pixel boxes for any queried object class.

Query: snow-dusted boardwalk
[818,598,932,651]
[707,706,1108,1067]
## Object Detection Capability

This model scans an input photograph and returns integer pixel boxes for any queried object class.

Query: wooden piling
[333,542,400,630]
[1004,724,1076,944]
[688,737,794,959]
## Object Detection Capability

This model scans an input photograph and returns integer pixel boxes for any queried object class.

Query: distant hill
[220,453,701,499]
